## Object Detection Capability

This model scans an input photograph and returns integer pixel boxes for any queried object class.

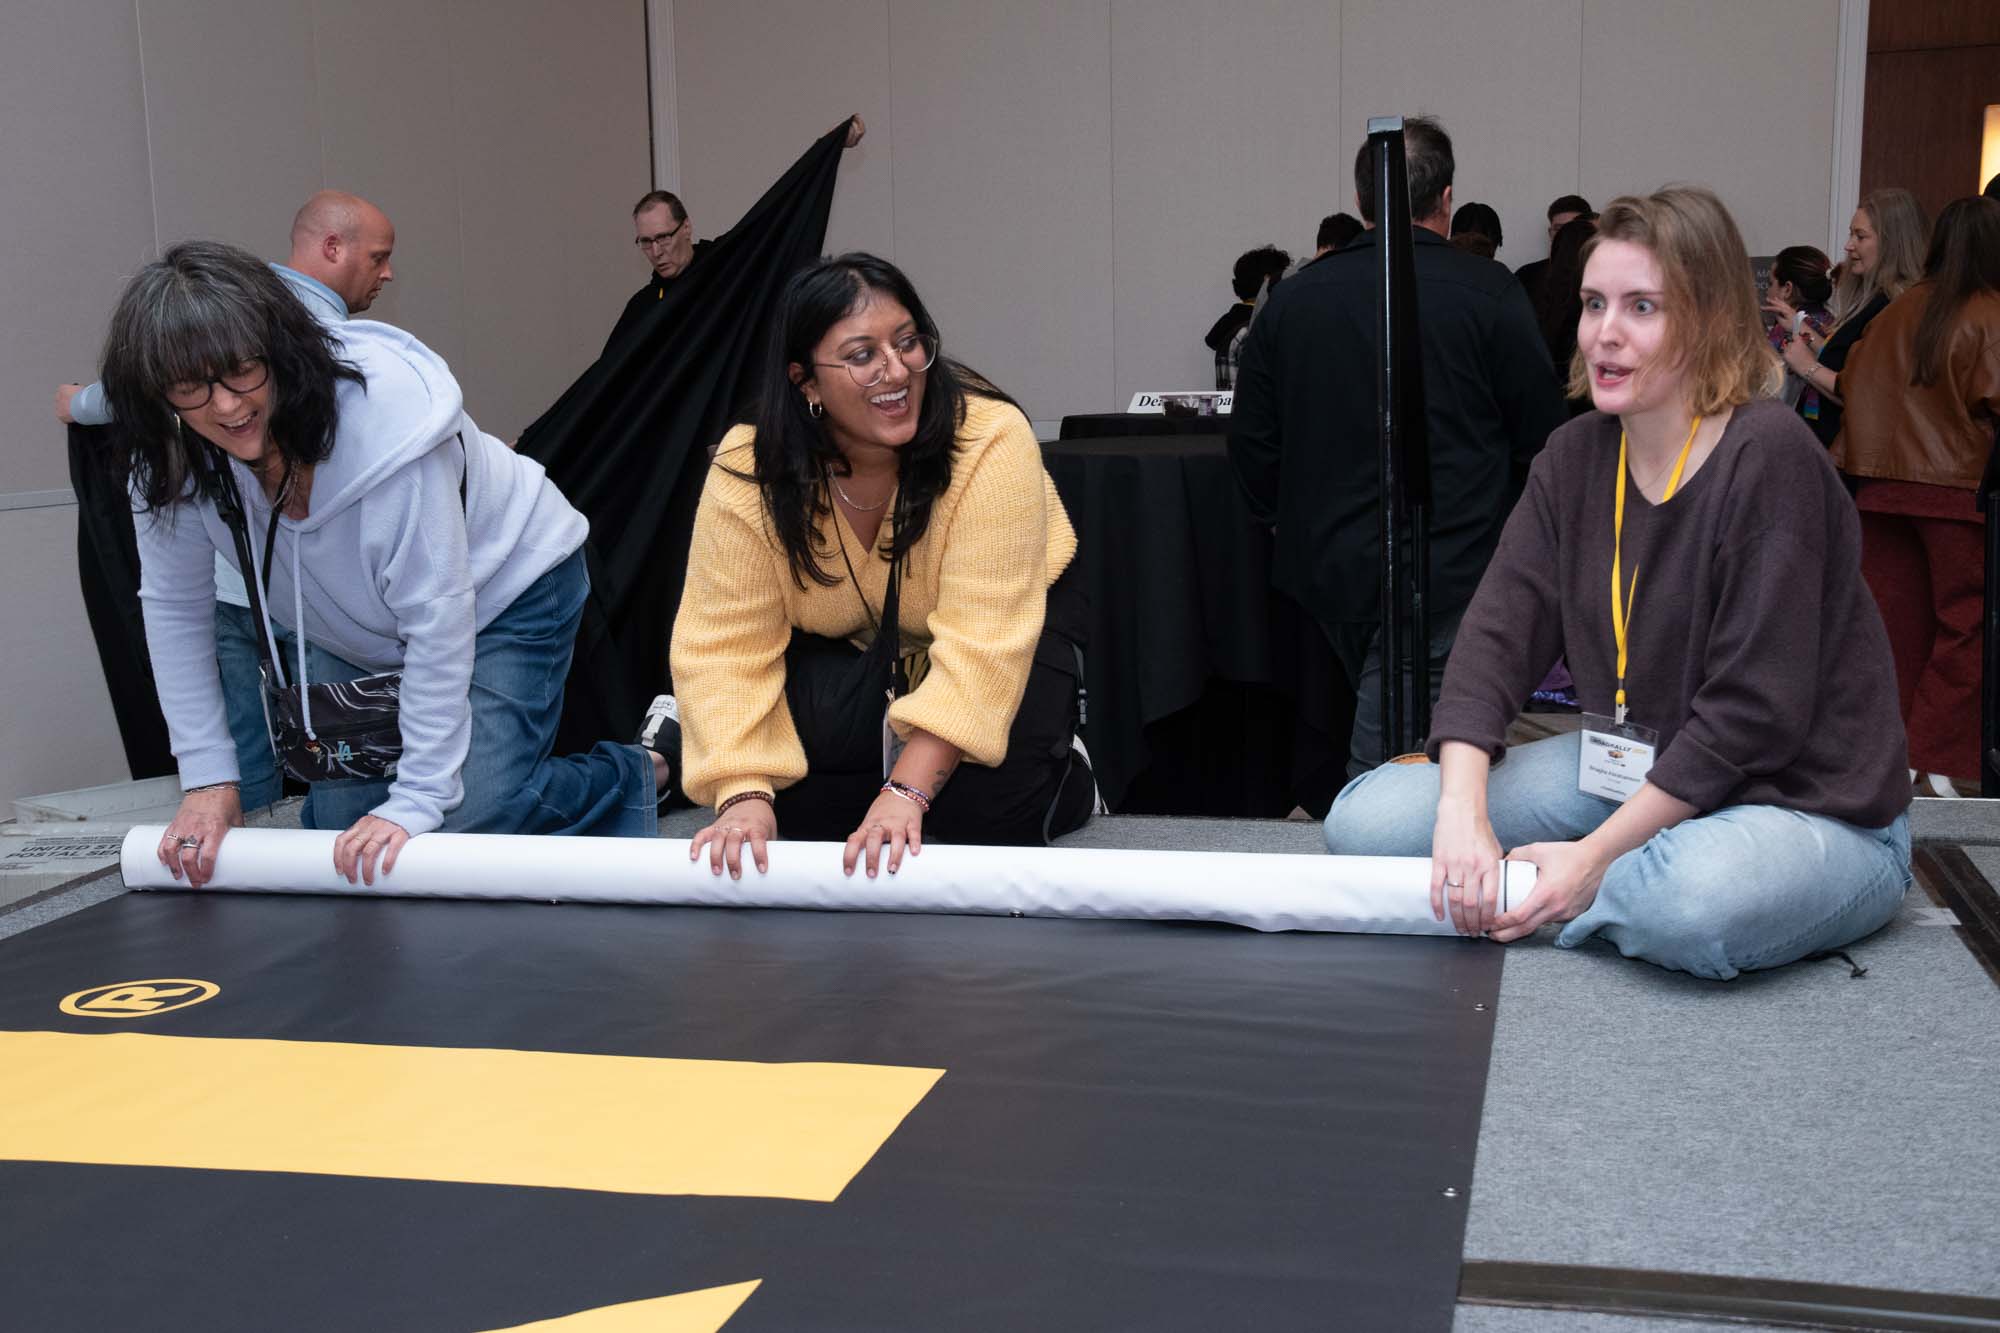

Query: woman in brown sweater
[1324,187,1911,980]
[1833,197,2000,792]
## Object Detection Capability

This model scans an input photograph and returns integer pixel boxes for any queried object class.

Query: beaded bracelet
[716,790,773,818]
[880,779,932,813]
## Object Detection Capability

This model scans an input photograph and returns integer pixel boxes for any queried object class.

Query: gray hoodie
[136,320,587,834]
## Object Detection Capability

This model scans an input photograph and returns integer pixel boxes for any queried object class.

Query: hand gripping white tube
[121,827,1536,936]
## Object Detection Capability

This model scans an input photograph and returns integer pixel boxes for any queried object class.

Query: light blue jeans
[288,549,655,838]
[1322,732,1911,980]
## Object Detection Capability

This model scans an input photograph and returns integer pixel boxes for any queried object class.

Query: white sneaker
[635,694,680,751]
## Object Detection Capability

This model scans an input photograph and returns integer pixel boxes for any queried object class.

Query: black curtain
[67,424,175,779]
[520,120,852,752]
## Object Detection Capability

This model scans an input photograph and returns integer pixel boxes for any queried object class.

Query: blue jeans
[1322,732,1910,980]
[295,548,655,837]
[216,601,364,813]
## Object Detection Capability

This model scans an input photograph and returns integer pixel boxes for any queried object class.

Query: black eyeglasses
[164,359,269,411]
[634,220,688,251]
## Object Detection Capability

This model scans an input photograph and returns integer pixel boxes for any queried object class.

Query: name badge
[1577,713,1658,803]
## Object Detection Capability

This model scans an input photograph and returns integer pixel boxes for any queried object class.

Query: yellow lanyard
[1611,416,1701,724]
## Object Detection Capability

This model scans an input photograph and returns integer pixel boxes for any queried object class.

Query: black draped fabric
[519,123,851,752]
[67,424,174,779]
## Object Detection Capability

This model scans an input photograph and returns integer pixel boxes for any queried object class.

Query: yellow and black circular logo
[59,978,220,1018]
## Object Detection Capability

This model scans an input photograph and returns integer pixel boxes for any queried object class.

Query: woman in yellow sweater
[669,253,1091,878]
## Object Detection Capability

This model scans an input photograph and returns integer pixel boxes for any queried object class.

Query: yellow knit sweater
[671,394,1078,809]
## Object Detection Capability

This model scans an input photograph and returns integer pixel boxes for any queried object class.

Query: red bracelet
[716,790,773,817]
[880,780,932,812]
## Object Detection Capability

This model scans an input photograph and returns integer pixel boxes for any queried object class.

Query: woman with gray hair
[100,241,663,887]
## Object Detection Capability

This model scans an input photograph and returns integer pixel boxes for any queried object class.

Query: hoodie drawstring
[292,533,313,741]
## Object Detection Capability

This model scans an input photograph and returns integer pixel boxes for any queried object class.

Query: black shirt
[602,239,714,356]
[1228,227,1566,627]
[1805,292,1888,449]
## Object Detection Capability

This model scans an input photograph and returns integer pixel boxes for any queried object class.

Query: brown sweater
[1429,400,1910,828]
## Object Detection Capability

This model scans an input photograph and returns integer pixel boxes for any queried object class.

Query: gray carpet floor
[8,804,1998,1331]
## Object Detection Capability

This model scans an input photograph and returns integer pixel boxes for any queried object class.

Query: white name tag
[1577,713,1658,803]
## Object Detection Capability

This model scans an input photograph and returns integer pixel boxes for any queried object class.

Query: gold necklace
[831,472,890,512]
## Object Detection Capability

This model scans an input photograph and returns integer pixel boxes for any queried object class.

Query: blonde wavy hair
[1567,185,1781,414]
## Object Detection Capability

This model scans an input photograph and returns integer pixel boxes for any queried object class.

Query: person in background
[106,242,663,890]
[1778,188,1928,451]
[56,190,398,814]
[1985,173,1999,202]
[1450,202,1503,259]
[670,253,1092,881]
[1535,213,1599,398]
[1516,193,1593,308]
[606,117,868,354]
[1833,197,2000,797]
[1207,245,1290,390]
[1312,212,1364,264]
[1760,245,1835,417]
[1229,116,1565,778]
[1324,186,1909,979]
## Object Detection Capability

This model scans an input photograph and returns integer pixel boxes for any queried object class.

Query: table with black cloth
[1042,433,1352,818]
[1058,412,1232,440]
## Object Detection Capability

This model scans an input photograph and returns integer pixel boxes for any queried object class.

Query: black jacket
[1228,227,1565,627]
[602,239,716,356]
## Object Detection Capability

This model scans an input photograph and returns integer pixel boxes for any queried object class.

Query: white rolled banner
[121,826,1536,936]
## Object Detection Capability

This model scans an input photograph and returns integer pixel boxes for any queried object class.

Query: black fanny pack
[206,443,458,785]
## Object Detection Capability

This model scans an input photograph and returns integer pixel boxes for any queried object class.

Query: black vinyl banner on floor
[517,122,850,752]
[0,891,1502,1332]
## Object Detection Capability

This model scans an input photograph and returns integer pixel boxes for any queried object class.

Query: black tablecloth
[1058,412,1231,440]
[1043,435,1351,817]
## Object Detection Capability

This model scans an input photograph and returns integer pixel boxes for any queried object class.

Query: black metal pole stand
[1368,118,1433,763]
[1979,425,2000,796]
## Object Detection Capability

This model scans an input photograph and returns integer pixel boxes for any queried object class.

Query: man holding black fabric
[1228,116,1564,779]
[600,117,865,357]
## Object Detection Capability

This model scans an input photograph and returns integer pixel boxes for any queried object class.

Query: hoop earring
[807,399,824,419]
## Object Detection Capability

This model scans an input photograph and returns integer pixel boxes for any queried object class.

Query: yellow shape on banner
[0,1031,940,1200]
[479,1280,762,1332]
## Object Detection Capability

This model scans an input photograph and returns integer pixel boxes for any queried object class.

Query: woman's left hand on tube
[157,786,245,889]
[1488,840,1607,942]
[333,813,411,886]
[843,791,922,878]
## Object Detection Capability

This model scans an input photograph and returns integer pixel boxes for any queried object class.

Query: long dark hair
[1911,196,2000,387]
[1535,213,1597,373]
[741,252,1010,588]
[100,239,362,512]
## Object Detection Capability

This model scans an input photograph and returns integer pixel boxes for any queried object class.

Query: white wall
[0,0,652,810]
[665,0,1845,423]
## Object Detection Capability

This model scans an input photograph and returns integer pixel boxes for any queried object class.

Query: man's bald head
[289,190,396,313]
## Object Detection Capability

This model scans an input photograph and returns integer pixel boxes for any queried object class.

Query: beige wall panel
[1109,0,1343,402]
[450,0,651,443]
[1580,0,1839,256]
[136,0,323,252]
[0,1,156,494]
[674,0,894,258]
[311,0,466,368]
[1339,0,1583,271]
[887,0,1115,422]
[0,507,131,807]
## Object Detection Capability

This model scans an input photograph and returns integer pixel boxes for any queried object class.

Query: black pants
[776,564,1094,845]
